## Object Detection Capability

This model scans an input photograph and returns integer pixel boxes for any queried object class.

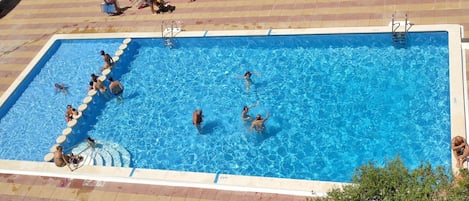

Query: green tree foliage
[313,156,469,201]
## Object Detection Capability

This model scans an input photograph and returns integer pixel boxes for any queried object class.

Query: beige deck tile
[0,183,12,195]
[99,191,119,201]
[154,195,172,201]
[114,192,134,201]
[37,185,56,199]
[24,185,44,197]
[49,188,79,201]
[86,190,107,201]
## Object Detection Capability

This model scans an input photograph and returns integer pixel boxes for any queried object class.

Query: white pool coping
[0,24,465,196]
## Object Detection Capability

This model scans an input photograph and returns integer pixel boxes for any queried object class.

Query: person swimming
[54,83,68,94]
[241,101,259,121]
[250,112,269,132]
[192,109,203,133]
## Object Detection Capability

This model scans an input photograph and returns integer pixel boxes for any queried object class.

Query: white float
[44,152,54,162]
[88,89,97,97]
[112,56,119,63]
[98,75,106,82]
[123,38,131,44]
[115,49,124,56]
[102,68,111,76]
[119,44,127,50]
[50,144,59,152]
[83,96,92,104]
[72,112,82,120]
[78,104,88,112]
[67,119,77,128]
[56,135,67,144]
[62,127,72,136]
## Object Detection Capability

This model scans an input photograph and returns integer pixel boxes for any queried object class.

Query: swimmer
[192,109,203,133]
[249,112,269,133]
[93,79,110,99]
[108,77,124,101]
[241,101,259,121]
[451,136,469,168]
[100,50,114,71]
[236,71,260,92]
[54,83,68,94]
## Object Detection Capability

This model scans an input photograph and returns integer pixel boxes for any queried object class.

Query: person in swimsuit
[451,136,469,168]
[93,79,110,99]
[54,146,69,167]
[108,77,124,101]
[237,71,260,92]
[250,112,269,133]
[54,83,68,94]
[65,105,74,122]
[241,101,259,121]
[100,50,114,71]
[192,109,203,133]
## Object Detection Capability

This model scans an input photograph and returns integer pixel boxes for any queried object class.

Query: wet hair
[57,146,63,151]
[243,106,249,111]
[256,114,261,120]
[100,50,105,55]
[67,105,72,108]
[244,71,252,76]
[108,77,114,82]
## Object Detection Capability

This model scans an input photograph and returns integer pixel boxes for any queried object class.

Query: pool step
[71,140,131,168]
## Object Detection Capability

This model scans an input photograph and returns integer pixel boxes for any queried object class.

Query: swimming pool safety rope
[44,38,132,162]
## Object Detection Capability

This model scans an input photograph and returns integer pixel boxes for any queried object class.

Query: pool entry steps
[161,20,182,48]
[43,38,133,169]
[391,14,412,48]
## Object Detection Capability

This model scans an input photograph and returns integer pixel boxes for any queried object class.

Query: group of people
[113,0,179,15]
[54,137,97,167]
[192,71,270,134]
[91,50,125,100]
[65,105,81,122]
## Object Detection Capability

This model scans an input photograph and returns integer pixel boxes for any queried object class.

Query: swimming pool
[0,31,453,183]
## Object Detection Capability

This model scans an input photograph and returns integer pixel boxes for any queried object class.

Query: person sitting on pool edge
[451,136,469,168]
[250,112,269,133]
[54,146,69,167]
[192,109,203,133]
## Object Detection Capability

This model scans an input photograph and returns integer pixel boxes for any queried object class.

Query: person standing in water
[192,109,203,133]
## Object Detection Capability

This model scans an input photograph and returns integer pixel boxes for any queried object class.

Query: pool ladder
[391,14,412,48]
[161,20,181,48]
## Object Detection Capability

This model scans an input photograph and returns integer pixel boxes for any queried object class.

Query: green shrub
[314,156,460,201]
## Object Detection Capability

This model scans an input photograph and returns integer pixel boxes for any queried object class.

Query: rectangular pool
[0,27,465,184]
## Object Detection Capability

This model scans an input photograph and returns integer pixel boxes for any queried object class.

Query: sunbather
[451,136,469,168]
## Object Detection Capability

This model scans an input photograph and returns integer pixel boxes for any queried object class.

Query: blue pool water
[0,32,451,182]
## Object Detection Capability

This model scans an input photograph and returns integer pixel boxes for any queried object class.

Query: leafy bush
[311,156,469,201]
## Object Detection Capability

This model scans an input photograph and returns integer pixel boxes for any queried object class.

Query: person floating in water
[250,112,269,133]
[241,101,259,121]
[237,71,260,92]
[100,50,114,71]
[192,109,203,133]
[54,83,68,94]
[108,77,124,101]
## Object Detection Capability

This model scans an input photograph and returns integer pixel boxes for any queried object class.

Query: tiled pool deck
[1,0,469,200]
